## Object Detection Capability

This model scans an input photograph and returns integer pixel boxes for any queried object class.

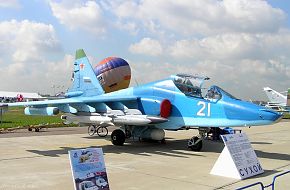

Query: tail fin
[66,49,104,97]
[263,87,286,105]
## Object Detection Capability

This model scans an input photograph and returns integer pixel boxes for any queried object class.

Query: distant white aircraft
[0,91,44,102]
[263,87,290,112]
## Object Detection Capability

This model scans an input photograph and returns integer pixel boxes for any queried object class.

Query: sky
[0,0,289,100]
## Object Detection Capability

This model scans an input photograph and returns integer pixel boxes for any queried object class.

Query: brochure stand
[211,133,264,179]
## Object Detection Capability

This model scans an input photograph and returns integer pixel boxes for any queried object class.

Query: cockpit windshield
[173,74,209,98]
[205,85,239,101]
[217,87,239,100]
[205,86,222,100]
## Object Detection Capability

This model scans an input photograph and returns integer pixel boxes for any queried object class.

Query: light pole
[0,108,3,125]
[51,85,56,96]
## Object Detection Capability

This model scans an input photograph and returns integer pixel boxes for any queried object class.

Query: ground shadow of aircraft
[26,135,227,158]
[26,137,290,163]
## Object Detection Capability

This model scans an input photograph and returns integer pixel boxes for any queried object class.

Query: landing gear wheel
[96,126,108,137]
[28,127,32,132]
[35,128,40,132]
[188,136,203,151]
[111,129,126,146]
[88,125,96,136]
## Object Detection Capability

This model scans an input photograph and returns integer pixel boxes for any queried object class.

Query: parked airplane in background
[0,49,283,151]
[263,87,290,112]
[0,91,44,102]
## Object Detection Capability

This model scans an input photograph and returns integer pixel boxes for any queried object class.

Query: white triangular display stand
[210,133,264,180]
[210,146,242,179]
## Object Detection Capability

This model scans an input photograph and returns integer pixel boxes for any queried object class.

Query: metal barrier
[267,170,290,190]
[236,170,290,190]
[236,182,265,190]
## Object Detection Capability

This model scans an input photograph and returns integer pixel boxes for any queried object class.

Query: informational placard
[69,148,110,190]
[210,133,264,179]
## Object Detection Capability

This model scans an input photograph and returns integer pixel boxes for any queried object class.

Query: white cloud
[0,20,61,64]
[129,38,163,56]
[107,0,286,36]
[0,0,20,9]
[0,54,73,94]
[169,31,290,60]
[49,0,106,35]
[0,20,65,94]
[113,1,138,19]
[166,29,290,99]
[115,21,139,35]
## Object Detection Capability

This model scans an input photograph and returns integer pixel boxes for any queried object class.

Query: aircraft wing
[4,95,138,107]
[0,94,139,117]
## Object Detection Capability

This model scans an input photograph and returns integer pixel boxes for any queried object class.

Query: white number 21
[197,101,211,117]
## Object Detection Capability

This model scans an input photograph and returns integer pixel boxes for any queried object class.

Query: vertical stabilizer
[263,87,286,106]
[66,49,104,97]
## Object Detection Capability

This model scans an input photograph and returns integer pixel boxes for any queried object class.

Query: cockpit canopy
[172,74,238,101]
[172,74,209,98]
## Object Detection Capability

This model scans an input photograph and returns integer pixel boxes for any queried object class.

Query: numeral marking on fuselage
[197,101,211,117]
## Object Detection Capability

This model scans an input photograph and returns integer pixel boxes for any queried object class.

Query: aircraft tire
[111,129,126,146]
[88,125,96,136]
[97,126,108,137]
[188,136,202,151]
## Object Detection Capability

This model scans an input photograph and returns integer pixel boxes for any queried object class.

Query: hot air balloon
[94,57,131,93]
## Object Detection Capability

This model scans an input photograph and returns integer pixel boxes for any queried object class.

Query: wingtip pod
[75,49,87,60]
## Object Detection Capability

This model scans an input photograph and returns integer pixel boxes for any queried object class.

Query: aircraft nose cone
[259,109,283,123]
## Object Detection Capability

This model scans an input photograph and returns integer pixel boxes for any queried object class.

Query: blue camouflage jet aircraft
[0,49,282,151]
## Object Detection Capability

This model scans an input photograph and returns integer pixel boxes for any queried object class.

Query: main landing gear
[110,126,165,146]
[111,129,126,146]
[187,128,209,151]
[111,127,132,146]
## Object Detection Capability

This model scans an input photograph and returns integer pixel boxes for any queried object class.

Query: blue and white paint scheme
[0,49,283,151]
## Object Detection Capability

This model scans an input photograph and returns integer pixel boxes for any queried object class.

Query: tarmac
[0,121,290,190]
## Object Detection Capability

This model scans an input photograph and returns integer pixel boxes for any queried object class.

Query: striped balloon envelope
[94,57,131,93]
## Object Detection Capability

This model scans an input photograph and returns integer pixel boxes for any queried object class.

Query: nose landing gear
[188,136,203,151]
[187,127,209,151]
